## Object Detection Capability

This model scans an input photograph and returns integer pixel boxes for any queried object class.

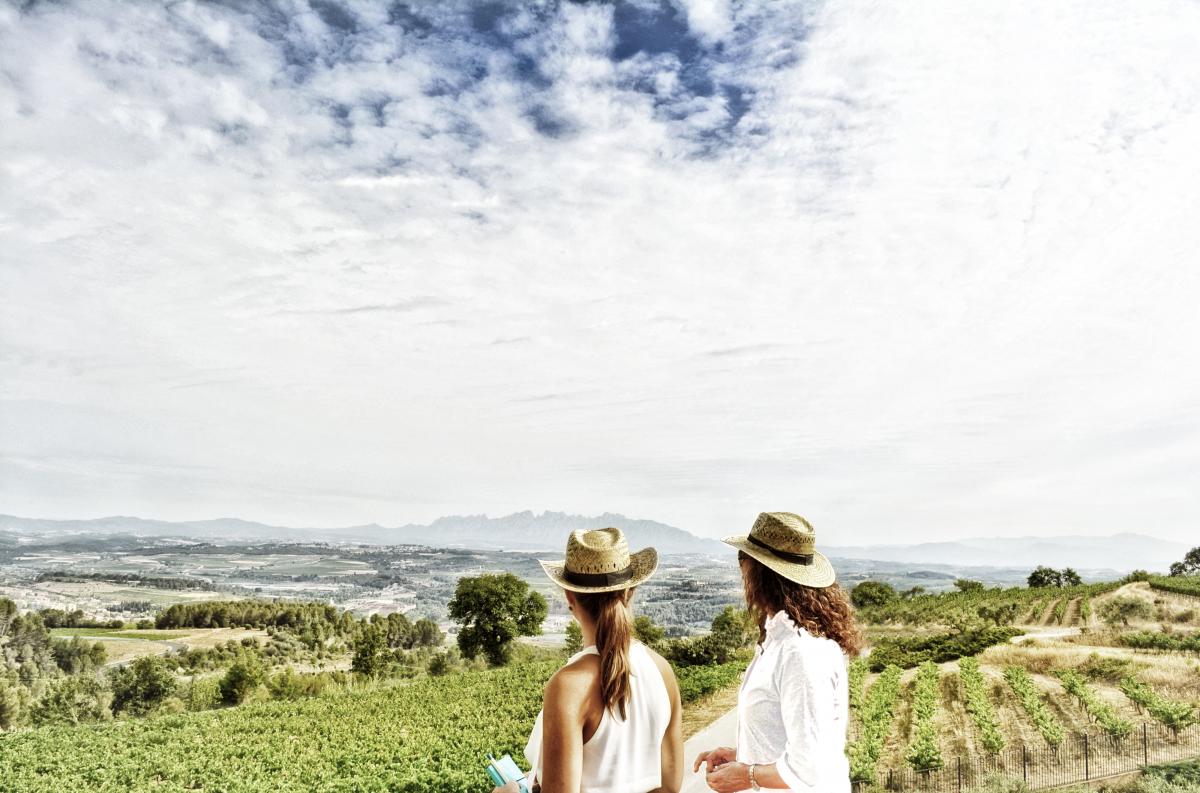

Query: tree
[0,676,28,730]
[851,581,897,609]
[709,607,755,651]
[901,586,926,600]
[633,615,665,646]
[954,579,985,593]
[109,655,177,716]
[447,573,547,666]
[412,618,443,648]
[219,652,266,704]
[564,621,583,655]
[1169,547,1200,577]
[1098,596,1154,627]
[1060,568,1083,587]
[1027,566,1063,588]
[30,676,112,726]
[351,625,385,676]
[977,602,1020,626]
[0,598,16,641]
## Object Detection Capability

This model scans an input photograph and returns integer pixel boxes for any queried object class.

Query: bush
[267,668,334,700]
[219,653,267,705]
[1079,653,1136,683]
[185,677,222,712]
[30,675,112,727]
[109,655,177,716]
[867,627,1022,671]
[674,661,746,703]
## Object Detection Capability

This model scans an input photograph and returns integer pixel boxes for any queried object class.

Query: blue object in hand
[485,754,530,793]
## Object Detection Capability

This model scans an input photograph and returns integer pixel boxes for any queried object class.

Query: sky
[2,0,1199,544]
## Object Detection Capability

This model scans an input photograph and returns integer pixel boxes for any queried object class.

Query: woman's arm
[706,644,829,791]
[704,761,788,791]
[537,668,590,793]
[649,652,684,793]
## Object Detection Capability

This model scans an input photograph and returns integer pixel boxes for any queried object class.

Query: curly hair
[738,551,864,657]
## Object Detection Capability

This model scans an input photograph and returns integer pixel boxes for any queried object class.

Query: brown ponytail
[572,588,635,719]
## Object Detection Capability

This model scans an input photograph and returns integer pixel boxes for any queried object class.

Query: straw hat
[539,527,659,593]
[723,512,836,588]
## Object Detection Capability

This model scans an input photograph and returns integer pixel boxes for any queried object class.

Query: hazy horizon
[0,507,1191,549]
[4,1,1200,545]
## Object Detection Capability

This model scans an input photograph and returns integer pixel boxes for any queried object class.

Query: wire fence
[851,723,1200,792]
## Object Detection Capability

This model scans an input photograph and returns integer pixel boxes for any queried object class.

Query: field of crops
[859,582,1120,627]
[0,654,746,792]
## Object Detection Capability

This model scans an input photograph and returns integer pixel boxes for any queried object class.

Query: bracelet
[748,763,761,791]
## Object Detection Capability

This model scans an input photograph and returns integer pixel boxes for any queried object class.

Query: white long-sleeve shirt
[736,610,851,792]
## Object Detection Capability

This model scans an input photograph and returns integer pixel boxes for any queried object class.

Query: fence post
[1022,745,1027,783]
[1084,734,1090,780]
[887,769,893,789]
[957,756,962,792]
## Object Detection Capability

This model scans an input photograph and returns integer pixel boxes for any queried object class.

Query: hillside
[0,511,723,555]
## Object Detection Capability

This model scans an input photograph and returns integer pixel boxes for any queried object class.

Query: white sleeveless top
[524,641,670,793]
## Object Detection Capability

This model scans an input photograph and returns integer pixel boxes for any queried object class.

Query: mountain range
[0,513,1189,571]
[0,511,724,555]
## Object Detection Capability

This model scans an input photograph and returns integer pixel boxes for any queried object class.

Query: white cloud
[2,0,1199,544]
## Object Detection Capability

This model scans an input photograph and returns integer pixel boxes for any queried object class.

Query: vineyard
[859,582,1120,628]
[842,580,1200,790]
[0,654,745,792]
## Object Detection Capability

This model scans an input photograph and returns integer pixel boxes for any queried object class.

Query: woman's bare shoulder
[545,653,599,701]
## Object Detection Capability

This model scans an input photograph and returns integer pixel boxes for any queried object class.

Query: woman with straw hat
[693,513,863,793]
[492,527,684,793]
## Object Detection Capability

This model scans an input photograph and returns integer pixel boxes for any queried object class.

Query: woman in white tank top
[493,527,683,793]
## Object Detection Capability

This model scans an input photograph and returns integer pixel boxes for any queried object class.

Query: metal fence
[852,722,1200,792]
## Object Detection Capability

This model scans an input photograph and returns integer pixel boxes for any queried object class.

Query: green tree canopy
[564,621,583,655]
[1027,566,1064,588]
[1060,568,1083,587]
[633,615,665,646]
[219,652,267,705]
[447,573,547,666]
[1098,596,1154,627]
[954,579,985,593]
[1169,547,1200,577]
[851,581,898,609]
[351,625,386,677]
[110,655,177,716]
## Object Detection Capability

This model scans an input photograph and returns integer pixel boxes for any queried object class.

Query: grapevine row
[958,657,1004,754]
[847,665,902,783]
[905,662,943,771]
[1055,669,1133,740]
[1003,666,1065,748]
[1119,676,1199,737]
[848,657,868,712]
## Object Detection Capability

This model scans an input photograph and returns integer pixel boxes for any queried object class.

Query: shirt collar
[763,609,801,645]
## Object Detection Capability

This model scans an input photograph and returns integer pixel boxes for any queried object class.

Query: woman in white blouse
[493,527,684,793]
[694,512,863,792]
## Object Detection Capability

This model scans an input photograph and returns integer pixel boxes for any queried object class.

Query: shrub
[220,653,267,705]
[867,627,1021,672]
[185,677,222,711]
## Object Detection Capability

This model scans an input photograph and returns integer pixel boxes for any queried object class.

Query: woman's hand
[692,746,737,774]
[705,761,751,792]
[490,783,521,793]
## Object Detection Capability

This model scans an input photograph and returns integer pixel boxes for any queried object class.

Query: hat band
[749,534,814,565]
[564,563,634,587]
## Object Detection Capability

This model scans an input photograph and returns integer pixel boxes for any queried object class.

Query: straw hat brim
[723,535,836,588]
[538,547,659,593]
